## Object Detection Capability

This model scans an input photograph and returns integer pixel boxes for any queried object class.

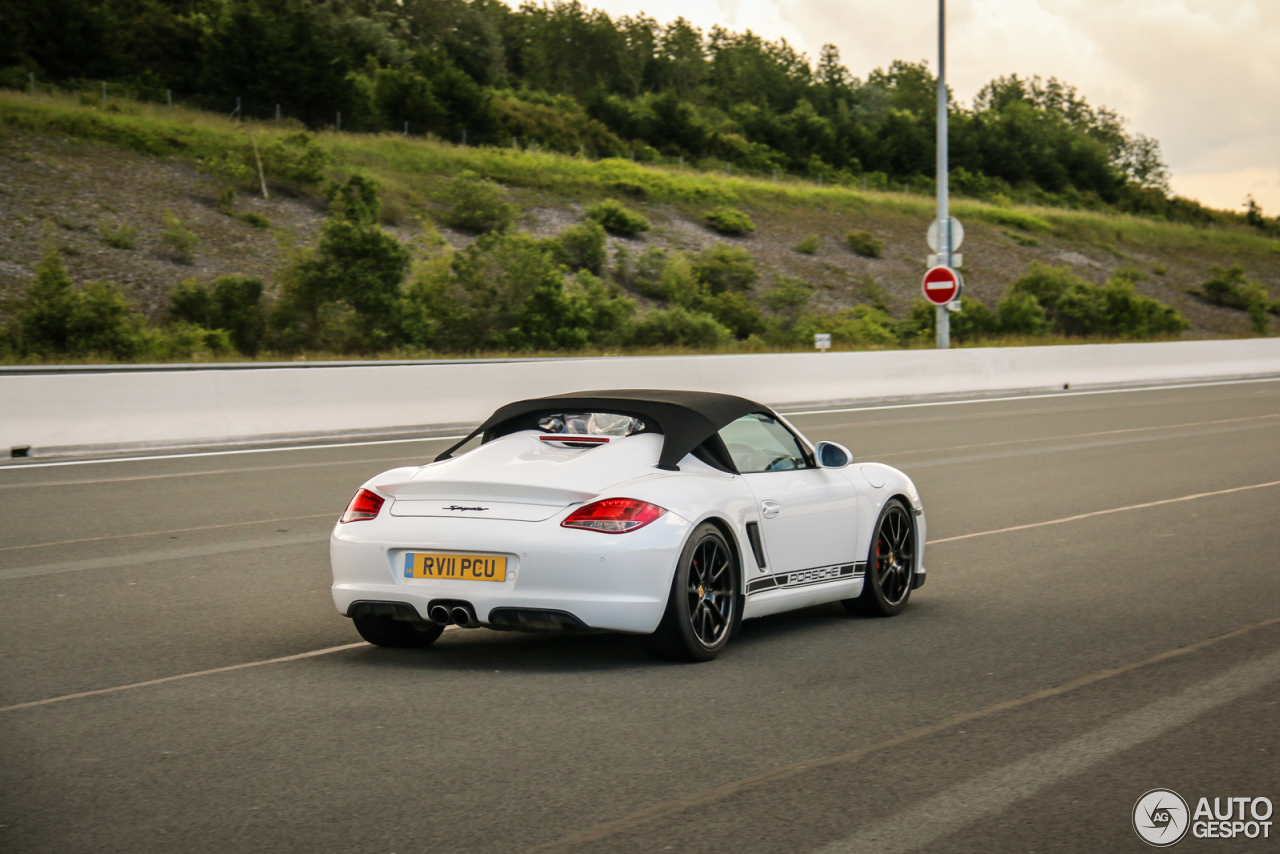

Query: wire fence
[7,70,925,195]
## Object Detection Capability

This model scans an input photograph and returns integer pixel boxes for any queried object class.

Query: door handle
[760,500,781,519]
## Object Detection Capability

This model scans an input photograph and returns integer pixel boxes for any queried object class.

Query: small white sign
[927,253,962,268]
[814,333,831,351]
[927,217,965,252]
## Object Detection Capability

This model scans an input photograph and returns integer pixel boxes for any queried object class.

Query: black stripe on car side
[746,562,866,595]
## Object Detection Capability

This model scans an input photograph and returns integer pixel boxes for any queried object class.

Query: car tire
[645,522,740,662]
[843,498,915,618]
[352,616,445,648]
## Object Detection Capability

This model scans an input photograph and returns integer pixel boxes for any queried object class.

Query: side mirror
[815,441,852,469]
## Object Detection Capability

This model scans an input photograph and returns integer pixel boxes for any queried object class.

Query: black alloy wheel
[353,616,446,648]
[843,498,916,617]
[646,523,739,661]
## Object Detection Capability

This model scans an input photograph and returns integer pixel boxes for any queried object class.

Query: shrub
[1199,264,1270,334]
[796,305,897,348]
[326,174,381,226]
[899,298,939,344]
[217,186,236,214]
[948,297,1000,342]
[440,172,516,233]
[762,277,813,327]
[403,232,634,352]
[240,212,271,230]
[1002,262,1189,338]
[170,275,267,355]
[621,249,708,306]
[699,291,765,339]
[169,278,213,328]
[703,207,755,236]
[630,307,731,347]
[691,244,757,295]
[995,290,1051,335]
[143,323,234,360]
[832,305,897,347]
[1007,262,1082,311]
[281,198,411,351]
[857,276,891,312]
[563,271,636,346]
[655,253,701,305]
[794,235,820,254]
[845,230,883,258]
[7,249,143,357]
[616,246,664,299]
[585,199,650,236]
[160,210,198,264]
[258,132,331,186]
[550,220,607,274]
[99,220,137,250]
[1054,277,1190,338]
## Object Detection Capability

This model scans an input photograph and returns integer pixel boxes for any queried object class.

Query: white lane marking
[0,643,369,713]
[814,646,1280,854]
[0,434,465,471]
[528,614,1280,853]
[784,376,1280,417]
[0,512,337,554]
[0,453,443,491]
[0,532,329,581]
[8,480,1278,581]
[4,376,1276,473]
[901,419,1278,471]
[0,627,460,714]
[869,412,1280,459]
[928,479,1280,546]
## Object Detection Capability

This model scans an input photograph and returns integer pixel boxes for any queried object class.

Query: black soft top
[434,389,775,471]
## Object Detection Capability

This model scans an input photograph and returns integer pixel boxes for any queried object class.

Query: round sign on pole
[922,266,962,305]
[927,217,965,252]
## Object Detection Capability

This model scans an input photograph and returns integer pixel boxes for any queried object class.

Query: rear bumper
[330,509,691,634]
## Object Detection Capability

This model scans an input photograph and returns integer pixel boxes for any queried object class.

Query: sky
[587,0,1280,215]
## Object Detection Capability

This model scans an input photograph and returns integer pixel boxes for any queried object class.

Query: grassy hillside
[1,91,1278,362]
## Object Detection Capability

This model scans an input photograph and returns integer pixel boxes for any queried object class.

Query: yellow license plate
[403,552,507,582]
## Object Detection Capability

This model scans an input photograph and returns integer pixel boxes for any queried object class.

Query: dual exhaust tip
[428,604,474,627]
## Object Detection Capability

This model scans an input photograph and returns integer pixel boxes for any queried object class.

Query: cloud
[583,0,1280,211]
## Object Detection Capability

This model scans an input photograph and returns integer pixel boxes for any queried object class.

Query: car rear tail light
[561,498,666,534]
[341,489,385,523]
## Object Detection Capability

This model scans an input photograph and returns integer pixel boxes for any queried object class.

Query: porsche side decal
[746,562,865,594]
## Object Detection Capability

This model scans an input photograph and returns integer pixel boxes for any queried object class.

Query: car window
[718,413,809,473]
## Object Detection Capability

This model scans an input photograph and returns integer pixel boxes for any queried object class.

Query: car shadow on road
[335,598,941,674]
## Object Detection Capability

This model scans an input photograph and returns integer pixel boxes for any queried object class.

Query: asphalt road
[2,379,1279,854]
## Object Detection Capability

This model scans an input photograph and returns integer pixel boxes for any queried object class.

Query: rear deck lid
[388,499,564,522]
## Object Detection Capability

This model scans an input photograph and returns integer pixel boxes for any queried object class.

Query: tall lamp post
[936,0,950,350]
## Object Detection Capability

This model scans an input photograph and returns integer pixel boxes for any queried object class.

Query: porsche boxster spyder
[330,390,926,661]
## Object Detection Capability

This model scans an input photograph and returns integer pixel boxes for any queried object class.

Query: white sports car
[330,390,926,661]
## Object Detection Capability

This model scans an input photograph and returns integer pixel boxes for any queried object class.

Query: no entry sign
[922,266,962,305]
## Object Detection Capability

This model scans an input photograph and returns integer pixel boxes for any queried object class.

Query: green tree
[9,249,142,357]
[170,275,267,355]
[404,231,632,352]
[279,176,411,350]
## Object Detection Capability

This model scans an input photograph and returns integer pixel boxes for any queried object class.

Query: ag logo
[1134,789,1190,847]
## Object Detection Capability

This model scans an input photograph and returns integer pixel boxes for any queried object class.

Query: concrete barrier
[3,339,1279,457]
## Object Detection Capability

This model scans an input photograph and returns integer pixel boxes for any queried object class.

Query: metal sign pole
[935,0,950,350]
